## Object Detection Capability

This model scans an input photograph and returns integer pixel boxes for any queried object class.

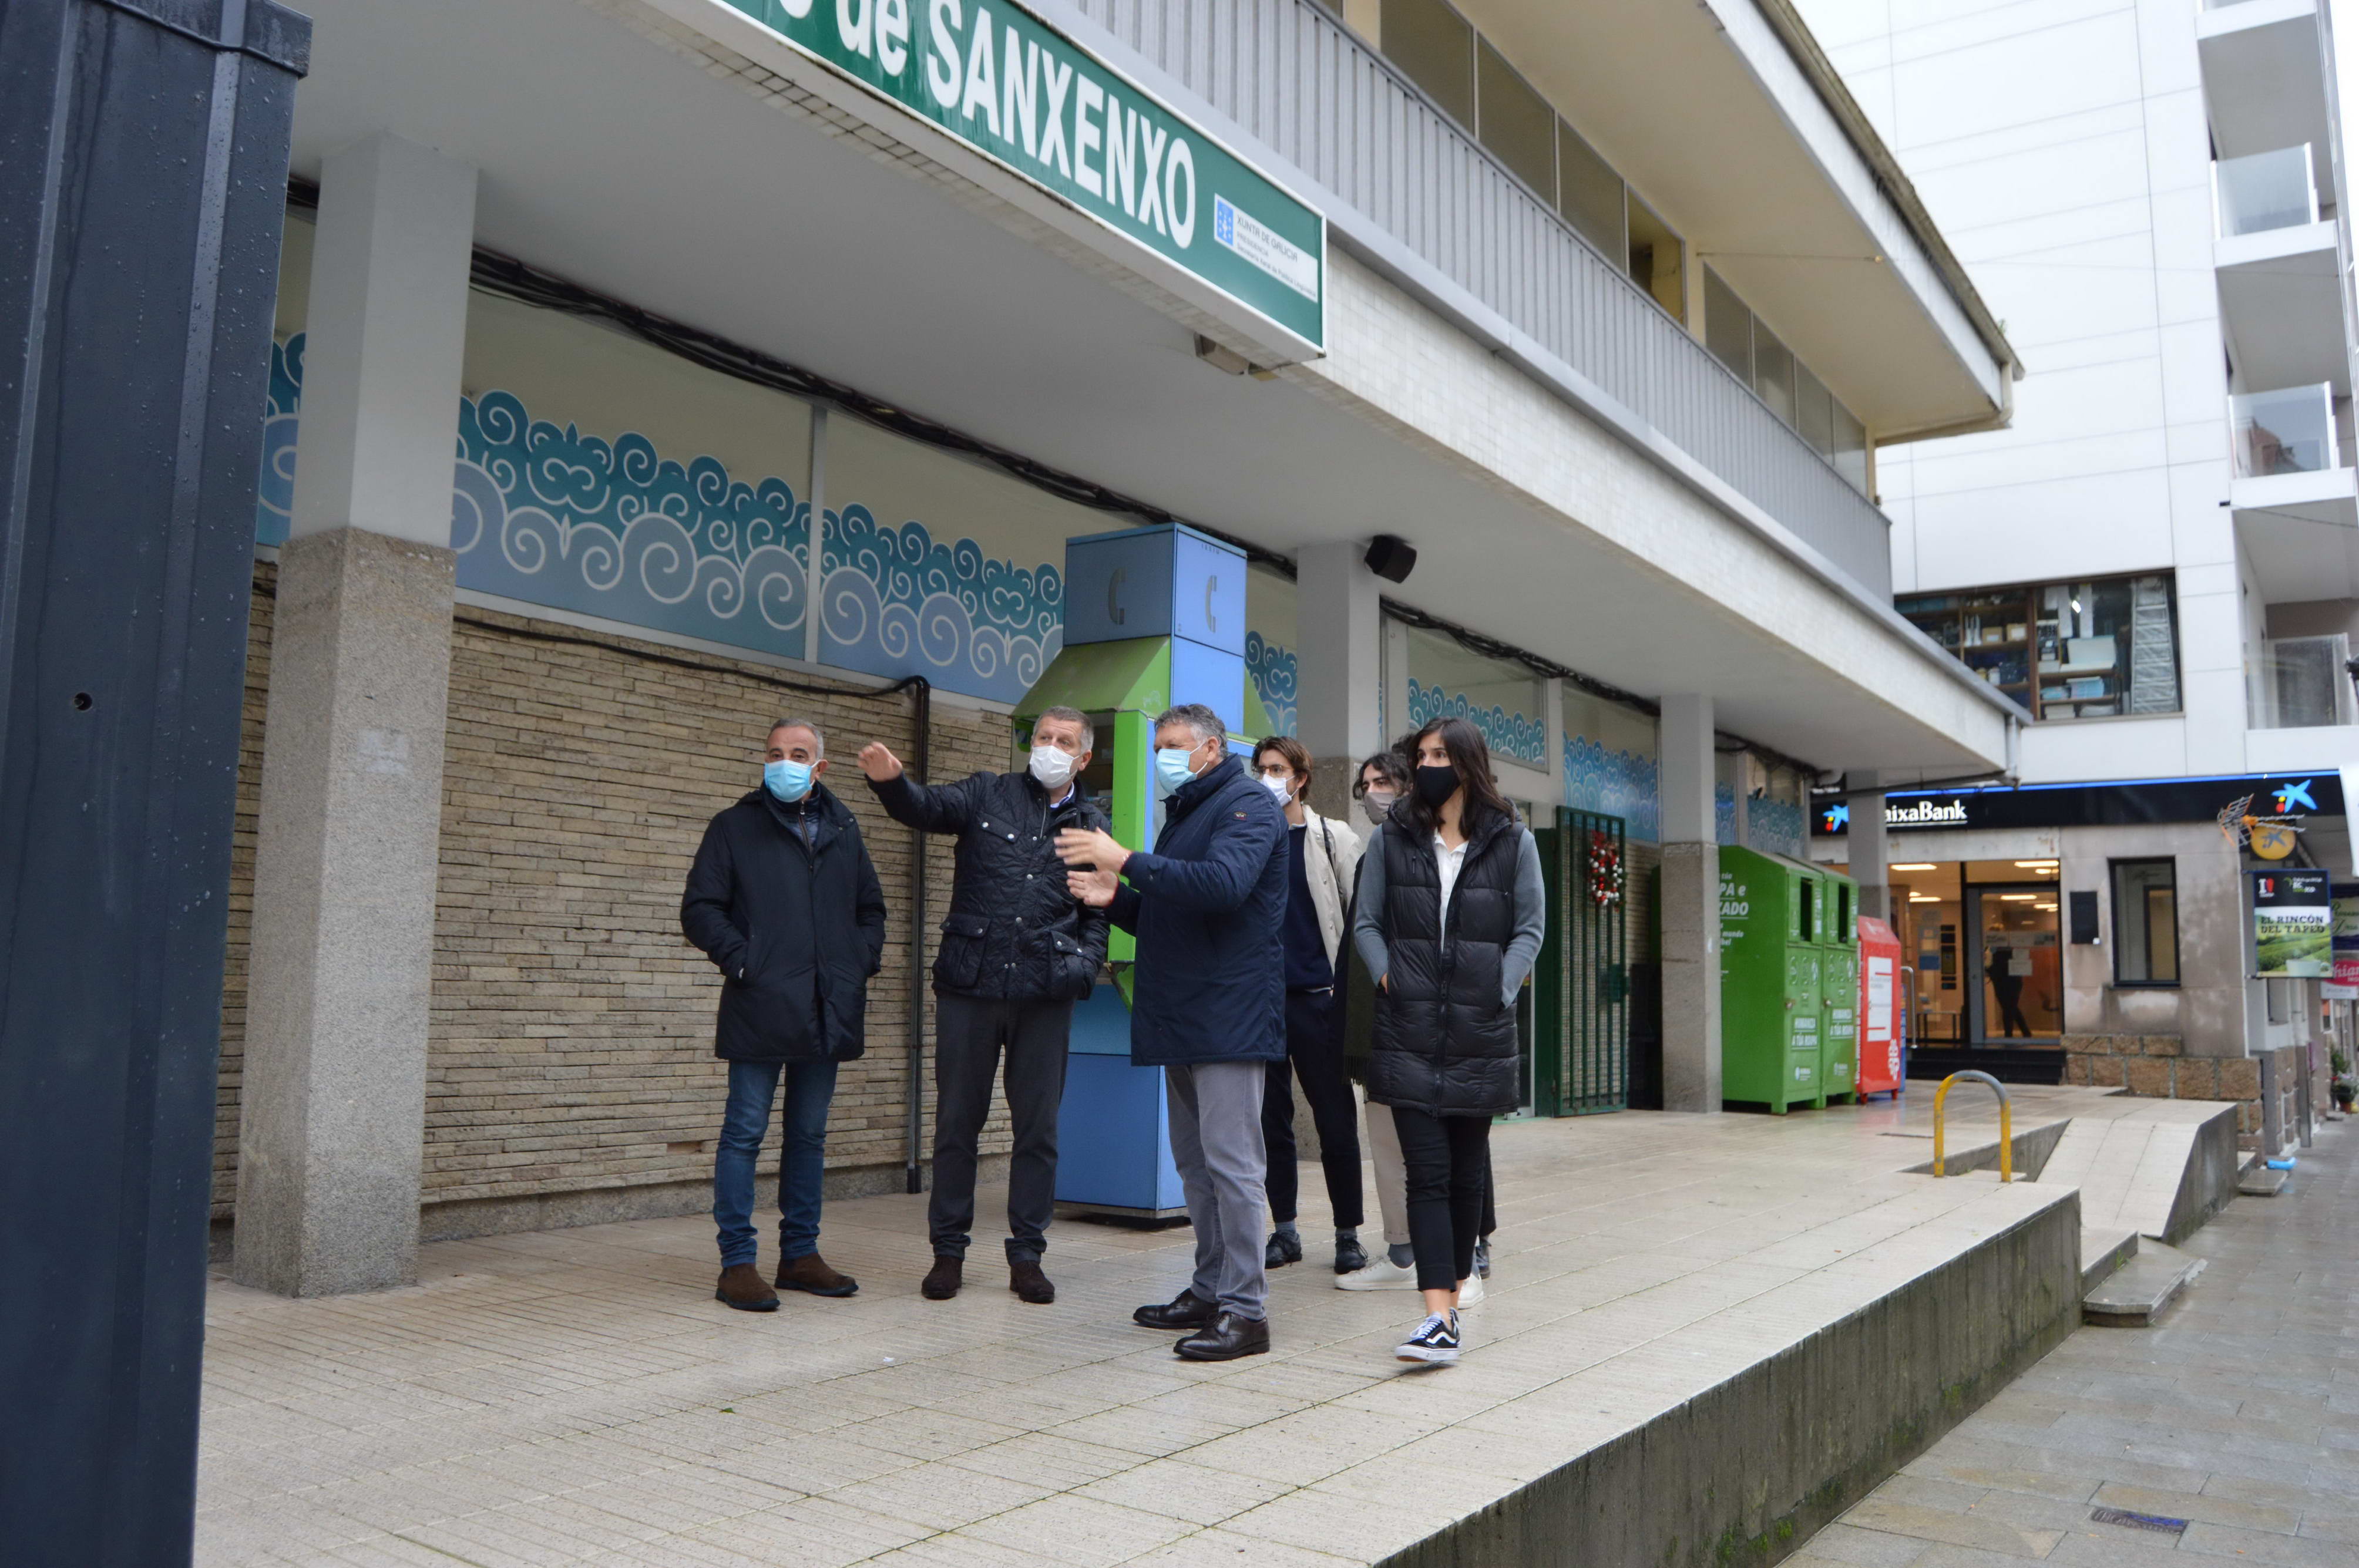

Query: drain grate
[2090,1508,2187,1536]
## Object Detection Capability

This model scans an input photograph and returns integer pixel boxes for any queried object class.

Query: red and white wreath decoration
[1587,830,1624,908]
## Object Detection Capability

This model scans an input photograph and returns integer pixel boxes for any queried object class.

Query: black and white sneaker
[1395,1311,1461,1364]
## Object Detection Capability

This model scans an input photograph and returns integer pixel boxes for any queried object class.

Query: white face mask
[1029,743,1078,791]
[1359,788,1397,826]
[1261,771,1294,803]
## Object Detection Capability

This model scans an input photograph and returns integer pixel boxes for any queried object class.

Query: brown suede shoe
[714,1263,779,1312]
[775,1251,858,1297]
[1009,1260,1055,1305]
[922,1255,963,1300]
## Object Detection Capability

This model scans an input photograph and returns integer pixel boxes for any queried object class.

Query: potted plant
[2333,1048,2356,1113]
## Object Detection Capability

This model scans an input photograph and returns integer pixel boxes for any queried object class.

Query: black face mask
[1413,764,1459,810]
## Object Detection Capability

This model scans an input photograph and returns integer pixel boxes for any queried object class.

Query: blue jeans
[713,1058,838,1267]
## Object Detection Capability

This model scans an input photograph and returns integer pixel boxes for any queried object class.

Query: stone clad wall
[2062,1032,2267,1137]
[214,567,1019,1232]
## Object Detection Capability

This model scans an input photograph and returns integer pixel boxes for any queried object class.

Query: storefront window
[1897,573,2181,721]
[2111,860,2179,985]
[1886,859,2062,1046]
[1403,622,1547,767]
[1382,0,1474,126]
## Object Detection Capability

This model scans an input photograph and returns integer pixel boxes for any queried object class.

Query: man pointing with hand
[861,706,1108,1305]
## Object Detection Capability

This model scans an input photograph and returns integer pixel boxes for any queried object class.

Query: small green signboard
[716,0,1326,352]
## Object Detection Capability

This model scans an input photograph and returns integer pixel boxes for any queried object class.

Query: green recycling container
[1814,867,1860,1105]
[1719,845,1830,1113]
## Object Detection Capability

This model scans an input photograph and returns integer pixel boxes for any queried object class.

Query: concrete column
[1659,693,1721,1112]
[234,134,475,1296]
[1849,768,1890,923]
[1297,540,1383,818]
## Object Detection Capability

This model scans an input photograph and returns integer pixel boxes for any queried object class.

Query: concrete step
[2238,1164,2289,1197]
[2079,1227,2139,1295]
[2083,1239,2202,1326]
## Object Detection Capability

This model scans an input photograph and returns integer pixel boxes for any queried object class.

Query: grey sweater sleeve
[1499,829,1547,1005]
[1351,825,1391,985]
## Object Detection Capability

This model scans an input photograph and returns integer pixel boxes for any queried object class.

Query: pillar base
[1659,839,1723,1113]
[233,526,455,1296]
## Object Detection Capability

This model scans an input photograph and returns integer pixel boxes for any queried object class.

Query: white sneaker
[1395,1310,1461,1364]
[1335,1257,1419,1291]
[1456,1272,1486,1307]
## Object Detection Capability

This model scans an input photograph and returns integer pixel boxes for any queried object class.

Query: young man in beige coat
[1251,737,1369,1273]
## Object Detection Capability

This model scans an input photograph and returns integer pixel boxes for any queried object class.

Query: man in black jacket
[858,705,1109,1305]
[682,718,886,1313]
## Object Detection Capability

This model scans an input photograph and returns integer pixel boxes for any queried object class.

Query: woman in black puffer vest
[1352,717,1545,1364]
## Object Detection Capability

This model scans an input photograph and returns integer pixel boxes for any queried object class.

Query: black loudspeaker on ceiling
[1364,533,1417,584]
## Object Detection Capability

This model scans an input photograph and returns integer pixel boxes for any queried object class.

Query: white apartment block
[1803,0,2359,1085]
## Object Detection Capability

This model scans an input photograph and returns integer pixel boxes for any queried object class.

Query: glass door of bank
[1966,885,2063,1043]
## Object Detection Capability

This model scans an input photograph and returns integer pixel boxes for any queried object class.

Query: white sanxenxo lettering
[1105,100,1137,215]
[1164,137,1196,245]
[1074,75,1105,197]
[877,0,910,73]
[1038,51,1073,176]
[925,0,962,106]
[836,0,871,55]
[960,6,1001,136]
[1002,27,1036,158]
[782,0,815,17]
[1136,119,1168,234]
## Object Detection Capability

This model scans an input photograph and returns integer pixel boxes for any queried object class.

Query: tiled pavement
[1789,1117,2359,1567]
[196,1091,2088,1567]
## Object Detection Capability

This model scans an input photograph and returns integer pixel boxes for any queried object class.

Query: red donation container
[1856,916,1905,1098]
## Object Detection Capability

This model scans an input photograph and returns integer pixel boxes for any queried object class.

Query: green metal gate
[1533,807,1630,1115]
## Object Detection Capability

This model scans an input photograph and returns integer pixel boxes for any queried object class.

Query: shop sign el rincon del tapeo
[661,0,1328,358]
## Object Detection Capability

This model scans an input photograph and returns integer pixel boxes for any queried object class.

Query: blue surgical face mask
[764,758,814,803]
[1154,746,1199,798]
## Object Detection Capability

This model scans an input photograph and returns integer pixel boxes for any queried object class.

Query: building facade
[221,0,2018,1292]
[1799,0,2357,1103]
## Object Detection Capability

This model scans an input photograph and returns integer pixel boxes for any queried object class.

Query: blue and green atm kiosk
[1013,523,1277,1216]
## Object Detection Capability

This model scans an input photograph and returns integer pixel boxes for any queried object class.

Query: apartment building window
[2111,860,2179,985]
[1476,41,1554,200]
[1626,196,1685,324]
[1382,0,1474,126]
[1896,573,2182,719]
[1557,120,1626,258]
[1703,265,1870,493]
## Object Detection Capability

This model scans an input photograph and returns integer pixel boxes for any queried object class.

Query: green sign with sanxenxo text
[714,0,1325,353]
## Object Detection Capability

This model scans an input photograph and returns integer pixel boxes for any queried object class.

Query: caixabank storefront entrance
[1810,770,2355,1082]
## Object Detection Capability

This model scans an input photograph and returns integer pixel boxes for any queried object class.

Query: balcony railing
[2215,144,2318,238]
[2232,383,2341,477]
[1068,0,1903,596]
[2253,635,2358,729]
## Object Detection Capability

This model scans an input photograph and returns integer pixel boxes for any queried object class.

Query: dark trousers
[1262,989,1363,1229]
[1390,1106,1491,1292]
[930,994,1072,1263]
[1991,978,2031,1038]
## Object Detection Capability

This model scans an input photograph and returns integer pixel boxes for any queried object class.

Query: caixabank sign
[656,0,1326,359]
[1812,772,2345,836]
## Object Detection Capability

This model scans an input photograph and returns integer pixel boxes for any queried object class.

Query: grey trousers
[1165,1061,1269,1321]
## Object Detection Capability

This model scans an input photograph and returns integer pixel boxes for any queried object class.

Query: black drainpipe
[905,677,931,1194]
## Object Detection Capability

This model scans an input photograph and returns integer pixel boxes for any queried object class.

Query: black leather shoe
[1174,1311,1270,1361]
[1009,1260,1055,1305]
[1265,1230,1303,1268]
[1133,1288,1217,1330]
[1333,1236,1369,1276]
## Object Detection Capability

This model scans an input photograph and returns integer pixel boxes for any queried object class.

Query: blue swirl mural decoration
[820,504,1061,704]
[1407,678,1546,765]
[1716,783,1738,846]
[454,390,812,658]
[1245,632,1297,737]
[1748,796,1806,859]
[254,334,304,546]
[253,334,1066,701]
[1562,735,1659,843]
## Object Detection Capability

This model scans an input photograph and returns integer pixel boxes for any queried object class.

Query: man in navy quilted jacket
[1057,703,1288,1361]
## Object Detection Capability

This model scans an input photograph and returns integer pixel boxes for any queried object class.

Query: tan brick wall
[213,563,275,1219]
[2061,1034,2281,1137]
[214,571,1021,1220]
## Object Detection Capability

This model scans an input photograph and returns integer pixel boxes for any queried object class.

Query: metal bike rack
[1931,1070,2013,1182]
